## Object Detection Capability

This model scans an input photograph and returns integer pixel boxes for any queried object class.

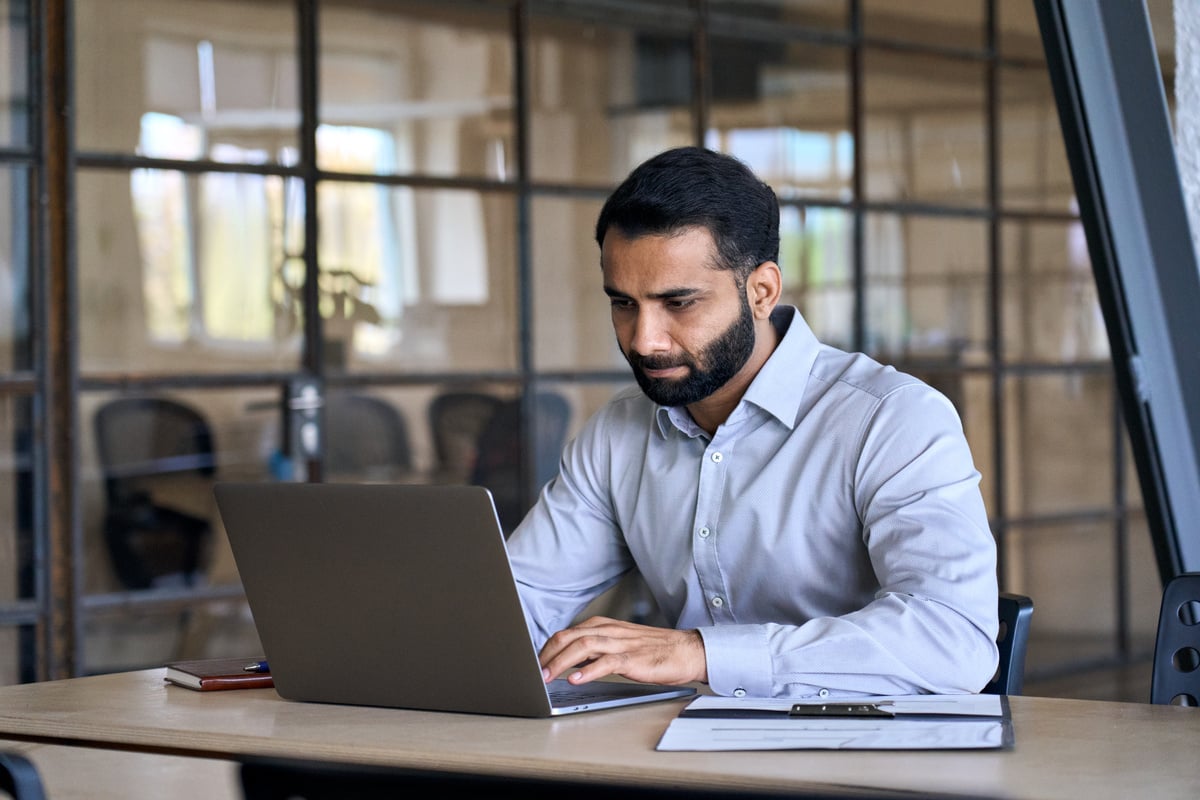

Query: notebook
[213,482,696,717]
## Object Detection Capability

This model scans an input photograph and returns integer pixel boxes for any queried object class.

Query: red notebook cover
[163,657,274,692]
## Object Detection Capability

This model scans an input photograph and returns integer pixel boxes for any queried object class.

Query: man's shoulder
[809,346,929,403]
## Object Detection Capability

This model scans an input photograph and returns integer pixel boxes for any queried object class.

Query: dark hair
[595,146,780,280]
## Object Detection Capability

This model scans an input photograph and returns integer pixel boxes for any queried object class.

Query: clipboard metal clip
[789,702,895,718]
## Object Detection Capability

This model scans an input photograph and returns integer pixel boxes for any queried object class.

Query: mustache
[629,353,692,371]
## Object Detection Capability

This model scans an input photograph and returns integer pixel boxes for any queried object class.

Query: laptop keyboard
[546,680,648,707]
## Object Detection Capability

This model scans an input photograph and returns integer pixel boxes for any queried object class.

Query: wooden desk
[0,670,1198,799]
[0,739,239,800]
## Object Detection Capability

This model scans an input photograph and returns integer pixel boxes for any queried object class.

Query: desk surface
[0,670,1198,799]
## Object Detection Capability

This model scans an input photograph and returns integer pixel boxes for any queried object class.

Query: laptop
[213,482,696,717]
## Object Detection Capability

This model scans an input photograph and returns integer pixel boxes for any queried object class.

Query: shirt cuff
[697,624,774,697]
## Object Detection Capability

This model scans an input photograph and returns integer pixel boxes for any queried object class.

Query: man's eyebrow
[602,286,701,300]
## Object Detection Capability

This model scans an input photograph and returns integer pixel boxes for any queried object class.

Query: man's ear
[746,261,782,319]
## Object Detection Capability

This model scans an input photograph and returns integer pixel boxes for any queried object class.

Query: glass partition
[79,386,283,596]
[320,0,514,180]
[863,213,989,361]
[320,183,519,374]
[74,0,299,163]
[863,0,985,51]
[862,49,987,208]
[0,0,30,148]
[0,167,31,372]
[777,204,854,350]
[1001,218,1106,364]
[706,38,851,201]
[75,169,303,374]
[527,6,695,185]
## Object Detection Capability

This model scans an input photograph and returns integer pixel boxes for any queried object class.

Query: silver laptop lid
[214,482,694,717]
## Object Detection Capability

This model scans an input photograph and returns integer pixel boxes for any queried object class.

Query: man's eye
[666,299,696,310]
[610,298,634,310]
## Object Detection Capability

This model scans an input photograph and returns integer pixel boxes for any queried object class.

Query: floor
[1023,657,1153,703]
[1021,630,1156,703]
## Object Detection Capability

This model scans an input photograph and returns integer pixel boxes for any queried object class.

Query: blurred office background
[0,0,1183,700]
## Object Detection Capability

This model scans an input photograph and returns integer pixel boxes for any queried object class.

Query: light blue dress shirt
[507,305,999,698]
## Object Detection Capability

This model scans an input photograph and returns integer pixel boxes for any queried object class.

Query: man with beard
[506,147,999,699]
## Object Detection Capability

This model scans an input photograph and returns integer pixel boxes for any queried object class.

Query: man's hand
[538,616,708,686]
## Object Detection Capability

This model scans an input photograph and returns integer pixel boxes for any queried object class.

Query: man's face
[601,226,756,407]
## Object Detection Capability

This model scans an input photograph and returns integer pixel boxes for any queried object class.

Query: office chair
[983,592,1034,695]
[470,391,571,535]
[426,390,504,483]
[92,396,217,590]
[323,392,413,481]
[0,751,47,800]
[1150,572,1200,706]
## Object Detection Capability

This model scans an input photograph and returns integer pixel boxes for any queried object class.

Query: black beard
[626,297,756,407]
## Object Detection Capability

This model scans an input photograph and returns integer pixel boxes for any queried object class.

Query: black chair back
[324,392,412,480]
[92,396,217,589]
[0,751,47,800]
[984,592,1034,695]
[1151,572,1200,705]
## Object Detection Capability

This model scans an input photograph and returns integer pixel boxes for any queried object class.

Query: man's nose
[630,308,671,354]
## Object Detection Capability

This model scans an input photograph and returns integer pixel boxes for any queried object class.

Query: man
[506,146,998,699]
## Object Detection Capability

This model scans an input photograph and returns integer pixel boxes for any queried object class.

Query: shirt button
[733,688,747,698]
[818,688,830,698]
[698,527,710,538]
[711,596,724,608]
[711,452,723,463]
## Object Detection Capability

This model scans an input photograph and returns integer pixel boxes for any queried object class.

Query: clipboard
[658,694,1013,751]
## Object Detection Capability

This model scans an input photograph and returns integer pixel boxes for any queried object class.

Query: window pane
[319,183,518,374]
[864,213,989,361]
[80,386,284,598]
[530,195,614,371]
[709,0,847,31]
[74,0,299,163]
[528,9,694,184]
[959,373,996,514]
[0,166,31,371]
[996,0,1045,61]
[863,50,987,207]
[76,169,302,374]
[0,0,30,147]
[1005,372,1115,517]
[706,39,850,200]
[0,393,33,604]
[83,598,261,674]
[778,205,854,349]
[320,0,514,179]
[863,0,985,51]
[1000,66,1073,212]
[1001,219,1107,363]
[1005,519,1120,670]
[0,625,35,685]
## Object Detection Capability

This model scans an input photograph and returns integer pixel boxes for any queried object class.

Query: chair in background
[323,392,413,482]
[1150,572,1200,706]
[0,750,47,800]
[471,391,571,535]
[983,592,1034,695]
[92,396,217,590]
[426,390,504,483]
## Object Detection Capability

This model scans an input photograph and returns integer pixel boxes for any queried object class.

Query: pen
[243,661,270,673]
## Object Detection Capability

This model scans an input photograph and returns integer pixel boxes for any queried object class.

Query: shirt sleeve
[701,384,999,699]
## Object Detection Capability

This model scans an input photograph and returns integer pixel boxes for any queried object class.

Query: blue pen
[242,660,269,673]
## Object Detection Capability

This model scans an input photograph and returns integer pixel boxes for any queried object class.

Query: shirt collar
[741,305,819,429]
[652,305,819,437]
